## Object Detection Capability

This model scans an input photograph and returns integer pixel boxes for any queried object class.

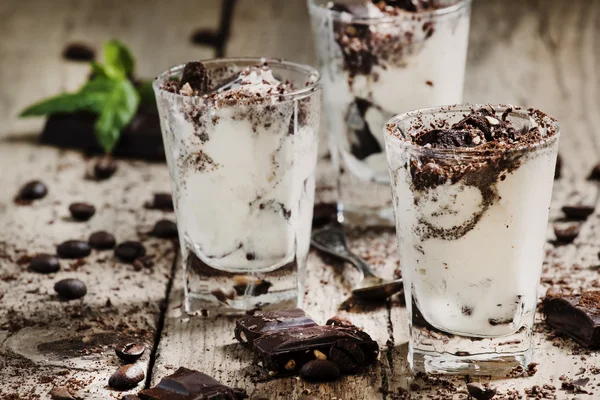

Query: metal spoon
[311,226,404,301]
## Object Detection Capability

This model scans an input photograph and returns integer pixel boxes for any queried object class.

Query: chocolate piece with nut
[234,308,317,347]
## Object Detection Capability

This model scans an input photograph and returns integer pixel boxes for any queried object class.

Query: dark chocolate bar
[542,291,600,349]
[234,308,317,347]
[252,325,379,375]
[138,367,246,400]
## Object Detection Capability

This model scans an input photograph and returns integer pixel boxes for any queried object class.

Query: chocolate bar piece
[234,308,317,347]
[253,325,379,375]
[138,367,246,400]
[542,291,600,348]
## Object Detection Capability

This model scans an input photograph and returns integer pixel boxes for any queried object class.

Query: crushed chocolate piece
[180,61,209,93]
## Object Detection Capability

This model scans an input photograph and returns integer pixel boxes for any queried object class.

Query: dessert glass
[153,58,321,315]
[308,0,472,225]
[384,105,560,375]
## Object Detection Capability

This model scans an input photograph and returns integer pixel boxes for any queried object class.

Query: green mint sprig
[20,40,142,154]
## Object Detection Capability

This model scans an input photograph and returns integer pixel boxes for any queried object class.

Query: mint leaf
[20,93,98,117]
[95,79,139,153]
[103,40,134,79]
[91,61,109,78]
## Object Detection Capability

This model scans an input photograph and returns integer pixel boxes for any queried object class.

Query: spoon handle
[346,253,378,279]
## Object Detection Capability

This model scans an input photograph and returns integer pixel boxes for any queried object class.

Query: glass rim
[307,0,472,24]
[383,104,561,157]
[153,57,322,104]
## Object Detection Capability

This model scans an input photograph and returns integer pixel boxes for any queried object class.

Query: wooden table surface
[2,0,600,399]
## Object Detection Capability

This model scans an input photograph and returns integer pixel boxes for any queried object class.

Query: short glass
[153,58,321,315]
[384,105,560,375]
[308,0,472,225]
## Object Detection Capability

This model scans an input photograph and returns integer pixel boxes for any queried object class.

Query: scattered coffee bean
[57,240,91,259]
[54,278,87,300]
[115,241,146,263]
[151,219,178,238]
[108,364,145,390]
[554,224,580,243]
[329,339,366,374]
[554,154,562,180]
[69,202,96,221]
[145,192,174,211]
[466,382,497,400]
[115,342,146,363]
[88,231,116,250]
[94,156,118,180]
[17,180,48,201]
[62,42,95,62]
[562,205,595,220]
[299,359,341,382]
[29,254,60,274]
[49,386,82,400]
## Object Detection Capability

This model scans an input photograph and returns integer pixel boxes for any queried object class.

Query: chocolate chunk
[299,360,341,382]
[151,219,178,239]
[180,61,209,93]
[29,254,60,274]
[115,241,146,263]
[88,231,116,250]
[234,308,317,347]
[253,325,378,375]
[54,278,87,300]
[17,180,48,201]
[138,367,246,400]
[329,339,366,374]
[553,224,580,244]
[122,396,142,400]
[145,193,174,211]
[69,202,96,221]
[554,154,562,180]
[62,43,95,62]
[94,156,118,180]
[115,342,146,363]
[109,364,145,391]
[57,240,91,259]
[562,205,595,220]
[543,291,600,348]
[466,383,497,400]
[414,129,478,149]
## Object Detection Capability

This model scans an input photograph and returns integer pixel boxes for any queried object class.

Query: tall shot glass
[153,58,321,315]
[384,105,560,375]
[308,0,472,225]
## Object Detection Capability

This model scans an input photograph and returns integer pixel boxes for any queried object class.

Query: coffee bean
[115,342,146,363]
[115,241,146,263]
[94,156,118,180]
[299,359,341,382]
[29,254,60,274]
[554,224,580,243]
[57,240,91,259]
[145,192,174,211]
[562,205,595,220]
[466,382,497,400]
[329,339,366,374]
[49,386,83,400]
[54,278,87,300]
[62,42,95,62]
[17,180,48,200]
[69,202,96,221]
[108,364,145,391]
[151,219,178,238]
[88,231,116,250]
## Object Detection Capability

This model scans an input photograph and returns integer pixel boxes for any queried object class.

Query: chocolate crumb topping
[180,61,209,93]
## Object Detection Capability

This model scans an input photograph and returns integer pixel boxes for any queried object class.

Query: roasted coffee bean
[69,202,96,221]
[466,382,497,400]
[17,180,48,200]
[329,339,366,374]
[49,386,82,400]
[62,43,95,62]
[54,278,87,300]
[145,192,174,211]
[88,231,116,250]
[108,364,145,390]
[299,359,341,382]
[151,219,178,238]
[562,205,595,220]
[29,254,60,274]
[94,156,118,180]
[115,241,146,263]
[554,224,580,243]
[57,240,91,259]
[115,342,146,363]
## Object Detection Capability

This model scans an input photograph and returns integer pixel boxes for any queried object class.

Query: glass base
[183,252,300,316]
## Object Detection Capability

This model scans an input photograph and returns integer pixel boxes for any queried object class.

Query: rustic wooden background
[1,0,600,399]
